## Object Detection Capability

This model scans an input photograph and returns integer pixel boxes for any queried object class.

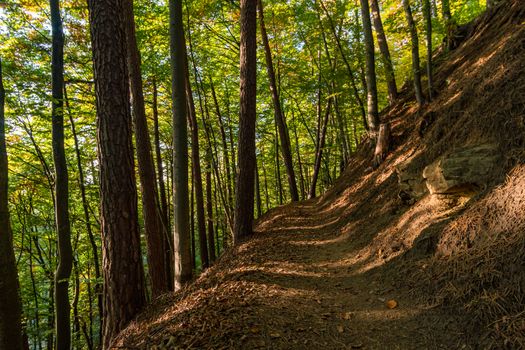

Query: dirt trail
[115,189,467,349]
[115,1,525,348]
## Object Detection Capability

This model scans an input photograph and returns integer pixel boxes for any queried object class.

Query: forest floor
[115,1,525,348]
[116,188,469,350]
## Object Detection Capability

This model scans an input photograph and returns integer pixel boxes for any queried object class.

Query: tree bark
[123,0,169,297]
[87,0,146,346]
[255,162,262,218]
[209,78,234,218]
[369,0,398,103]
[205,160,216,262]
[198,78,234,243]
[152,78,173,287]
[186,72,209,270]
[65,86,103,346]
[49,1,73,348]
[152,79,169,230]
[169,0,192,289]
[309,98,332,199]
[402,0,425,106]
[360,0,380,135]
[257,0,299,202]
[234,0,257,244]
[0,58,24,350]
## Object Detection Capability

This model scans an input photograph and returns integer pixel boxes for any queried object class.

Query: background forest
[0,0,487,348]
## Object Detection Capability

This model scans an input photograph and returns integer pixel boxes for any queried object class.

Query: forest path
[118,193,465,350]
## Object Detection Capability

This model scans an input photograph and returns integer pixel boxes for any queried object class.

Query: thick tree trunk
[49,2,73,348]
[258,0,299,202]
[87,0,146,346]
[369,0,398,103]
[402,0,425,106]
[360,0,380,135]
[169,0,192,289]
[0,58,24,350]
[234,0,257,244]
[123,0,169,297]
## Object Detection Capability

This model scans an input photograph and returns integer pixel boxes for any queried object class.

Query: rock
[396,161,428,204]
[423,144,500,195]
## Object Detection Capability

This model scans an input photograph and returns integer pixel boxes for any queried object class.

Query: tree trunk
[274,127,283,205]
[309,98,332,199]
[190,169,196,270]
[0,58,24,350]
[169,0,192,289]
[47,282,54,350]
[65,87,103,346]
[234,0,257,244]
[255,162,262,218]
[360,0,380,135]
[334,90,349,165]
[291,109,306,199]
[402,0,425,106]
[49,1,73,348]
[72,258,81,348]
[184,53,209,270]
[209,78,234,218]
[123,0,169,297]
[257,0,299,202]
[152,78,173,288]
[423,0,433,101]
[152,79,169,229]
[86,0,146,346]
[28,238,43,350]
[200,89,234,243]
[369,0,398,103]
[205,161,216,263]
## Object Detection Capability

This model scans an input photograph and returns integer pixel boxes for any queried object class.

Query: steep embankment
[115,1,525,348]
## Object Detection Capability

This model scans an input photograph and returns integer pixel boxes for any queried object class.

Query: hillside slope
[115,1,525,348]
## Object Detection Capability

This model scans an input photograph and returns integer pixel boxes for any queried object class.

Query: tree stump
[373,122,391,168]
